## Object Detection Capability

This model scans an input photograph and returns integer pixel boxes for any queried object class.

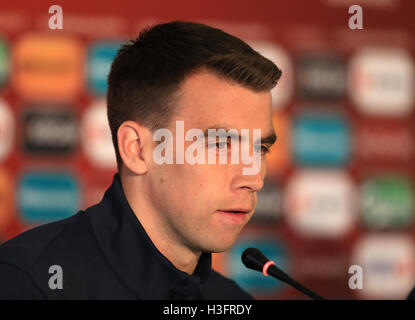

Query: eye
[216,141,229,150]
[254,144,271,155]
[208,138,231,151]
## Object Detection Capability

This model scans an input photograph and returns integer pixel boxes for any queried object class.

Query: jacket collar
[86,173,212,299]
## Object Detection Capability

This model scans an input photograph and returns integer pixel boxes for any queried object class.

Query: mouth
[216,208,252,224]
[219,207,252,213]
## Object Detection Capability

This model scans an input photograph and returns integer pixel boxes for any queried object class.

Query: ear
[117,121,152,175]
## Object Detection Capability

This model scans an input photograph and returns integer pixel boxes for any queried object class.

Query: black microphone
[241,247,326,300]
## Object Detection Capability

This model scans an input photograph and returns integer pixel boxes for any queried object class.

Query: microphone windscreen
[241,247,270,272]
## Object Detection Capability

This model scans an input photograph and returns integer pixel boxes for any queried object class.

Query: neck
[121,172,201,275]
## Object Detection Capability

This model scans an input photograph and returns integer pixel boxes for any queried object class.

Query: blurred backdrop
[0,0,414,300]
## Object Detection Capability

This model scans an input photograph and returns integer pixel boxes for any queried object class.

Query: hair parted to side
[107,21,282,173]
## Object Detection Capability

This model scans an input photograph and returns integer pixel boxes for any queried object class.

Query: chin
[202,237,238,253]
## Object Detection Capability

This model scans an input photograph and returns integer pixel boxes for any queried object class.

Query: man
[0,21,281,299]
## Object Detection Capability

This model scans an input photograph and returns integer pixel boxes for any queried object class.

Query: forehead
[173,70,274,133]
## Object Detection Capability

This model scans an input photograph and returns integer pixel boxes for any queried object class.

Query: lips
[218,208,251,214]
[216,208,252,225]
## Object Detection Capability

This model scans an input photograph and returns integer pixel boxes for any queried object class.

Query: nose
[230,138,268,193]
[244,175,264,192]
[231,168,265,192]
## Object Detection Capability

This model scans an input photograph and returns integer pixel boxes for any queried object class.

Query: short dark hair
[107,21,282,172]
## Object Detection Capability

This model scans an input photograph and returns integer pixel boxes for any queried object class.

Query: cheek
[153,159,233,203]
[154,164,204,208]
[174,163,222,186]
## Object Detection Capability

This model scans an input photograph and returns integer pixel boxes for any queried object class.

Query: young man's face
[145,70,275,254]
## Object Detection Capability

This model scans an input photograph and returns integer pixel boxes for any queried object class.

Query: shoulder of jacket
[0,211,85,272]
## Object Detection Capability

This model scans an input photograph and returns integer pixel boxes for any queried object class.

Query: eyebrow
[201,127,277,145]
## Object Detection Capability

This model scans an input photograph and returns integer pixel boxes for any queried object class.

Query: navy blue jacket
[0,173,253,300]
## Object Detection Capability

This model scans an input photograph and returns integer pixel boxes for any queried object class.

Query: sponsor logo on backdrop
[228,237,288,293]
[22,108,77,154]
[251,180,281,222]
[352,234,415,299]
[0,168,13,232]
[284,170,357,238]
[0,38,9,86]
[349,48,414,116]
[355,121,414,163]
[81,100,116,169]
[88,42,121,95]
[12,34,82,100]
[293,243,351,298]
[293,112,350,166]
[249,41,294,109]
[295,252,349,280]
[361,175,413,229]
[0,99,14,163]
[18,171,80,224]
[297,55,346,99]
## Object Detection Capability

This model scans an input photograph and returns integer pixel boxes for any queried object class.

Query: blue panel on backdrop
[293,112,350,166]
[18,171,80,224]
